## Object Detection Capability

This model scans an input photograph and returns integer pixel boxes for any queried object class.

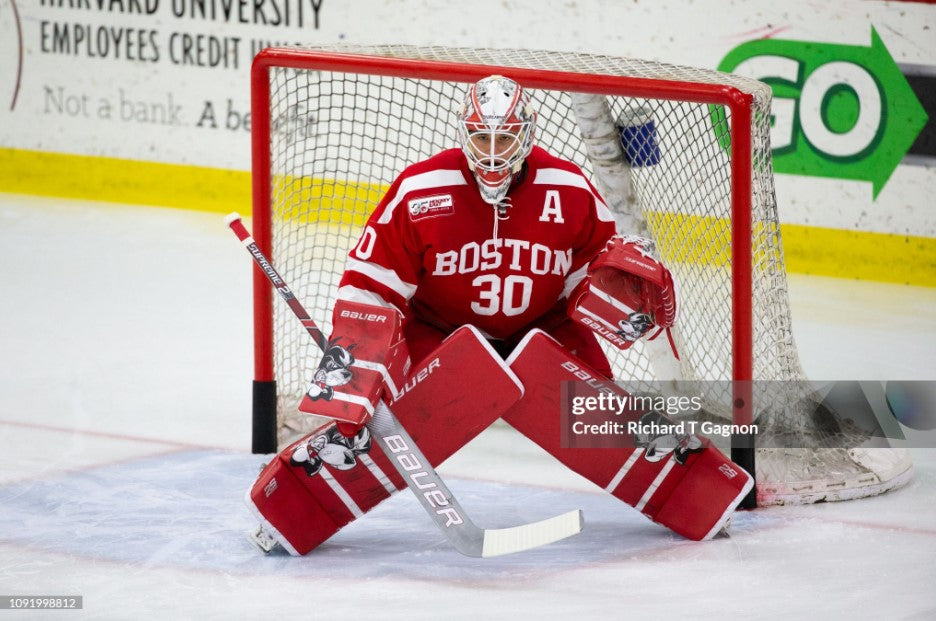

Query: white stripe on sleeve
[561,263,590,300]
[344,258,417,301]
[335,285,397,310]
[534,168,615,223]
[377,169,468,224]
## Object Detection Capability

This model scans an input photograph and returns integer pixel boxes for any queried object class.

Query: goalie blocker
[298,299,408,428]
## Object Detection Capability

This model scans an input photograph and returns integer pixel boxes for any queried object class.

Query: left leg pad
[502,329,752,540]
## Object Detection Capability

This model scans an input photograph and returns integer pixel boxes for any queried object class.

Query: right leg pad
[246,325,524,555]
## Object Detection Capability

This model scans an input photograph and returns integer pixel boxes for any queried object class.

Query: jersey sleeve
[560,170,618,300]
[336,174,424,314]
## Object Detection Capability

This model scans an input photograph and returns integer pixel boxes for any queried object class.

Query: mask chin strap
[491,196,511,243]
[471,171,511,242]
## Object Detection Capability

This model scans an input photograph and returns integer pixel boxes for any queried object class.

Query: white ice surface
[0,195,934,620]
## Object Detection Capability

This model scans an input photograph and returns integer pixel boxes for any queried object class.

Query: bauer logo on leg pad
[391,357,441,402]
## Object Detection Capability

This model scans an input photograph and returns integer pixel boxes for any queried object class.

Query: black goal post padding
[252,380,278,454]
[732,445,757,509]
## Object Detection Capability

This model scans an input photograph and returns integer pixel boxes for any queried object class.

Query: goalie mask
[456,75,536,205]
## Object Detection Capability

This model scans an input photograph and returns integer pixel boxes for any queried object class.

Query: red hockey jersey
[337,146,617,341]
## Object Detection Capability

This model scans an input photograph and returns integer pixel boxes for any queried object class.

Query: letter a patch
[539,190,565,223]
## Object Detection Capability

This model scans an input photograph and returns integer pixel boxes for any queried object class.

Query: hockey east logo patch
[408,194,454,221]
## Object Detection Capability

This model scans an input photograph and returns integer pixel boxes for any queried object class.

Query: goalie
[247,75,753,555]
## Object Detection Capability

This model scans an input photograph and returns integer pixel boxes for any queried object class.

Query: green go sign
[717,27,928,198]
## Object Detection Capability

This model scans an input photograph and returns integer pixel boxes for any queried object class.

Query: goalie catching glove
[568,235,678,355]
[298,299,408,429]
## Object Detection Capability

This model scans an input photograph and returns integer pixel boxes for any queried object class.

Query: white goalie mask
[456,75,536,205]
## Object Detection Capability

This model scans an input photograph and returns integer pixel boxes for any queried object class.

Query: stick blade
[480,509,584,558]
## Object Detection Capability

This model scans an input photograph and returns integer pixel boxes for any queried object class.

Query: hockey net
[250,45,912,506]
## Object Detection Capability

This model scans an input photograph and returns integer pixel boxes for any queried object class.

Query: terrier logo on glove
[306,339,356,401]
[633,410,703,465]
[289,425,373,477]
[616,312,654,342]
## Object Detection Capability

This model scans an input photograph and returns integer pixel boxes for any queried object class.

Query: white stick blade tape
[481,510,584,558]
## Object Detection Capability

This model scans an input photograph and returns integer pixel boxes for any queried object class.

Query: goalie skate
[248,523,283,554]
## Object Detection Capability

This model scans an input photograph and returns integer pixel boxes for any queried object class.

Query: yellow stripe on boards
[0,148,932,286]
[783,225,936,287]
[271,174,384,227]
[0,148,388,227]
[645,210,935,287]
[0,147,252,214]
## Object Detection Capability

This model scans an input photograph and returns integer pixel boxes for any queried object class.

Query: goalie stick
[226,212,583,557]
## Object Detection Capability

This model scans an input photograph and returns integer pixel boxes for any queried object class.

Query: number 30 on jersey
[471,274,533,317]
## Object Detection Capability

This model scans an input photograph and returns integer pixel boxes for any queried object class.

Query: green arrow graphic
[718,27,928,198]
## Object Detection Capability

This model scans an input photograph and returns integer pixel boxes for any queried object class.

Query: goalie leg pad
[539,318,614,380]
[246,325,524,554]
[502,329,752,540]
[246,422,378,555]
